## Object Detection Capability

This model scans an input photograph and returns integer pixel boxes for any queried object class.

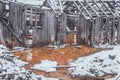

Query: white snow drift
[32,59,58,72]
[68,45,120,77]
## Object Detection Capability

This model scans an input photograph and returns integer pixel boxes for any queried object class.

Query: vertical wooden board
[42,10,48,44]
[0,2,4,15]
[81,16,85,42]
[84,19,87,43]
[117,17,120,43]
[85,20,89,43]
[18,5,22,38]
[99,17,102,43]
[100,17,104,43]
[47,10,50,43]
[49,10,56,43]
[77,13,82,44]
[88,20,94,46]
[20,5,25,42]
[35,9,39,44]
[0,2,5,44]
[64,13,67,43]
[32,9,37,44]
[10,2,15,45]
[21,6,26,44]
[62,13,67,44]
[54,15,58,43]
[0,22,5,44]
[39,10,44,44]
[2,2,12,45]
[95,17,100,44]
[106,17,110,44]
[112,17,115,44]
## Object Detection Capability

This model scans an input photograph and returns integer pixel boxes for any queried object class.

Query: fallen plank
[53,65,76,68]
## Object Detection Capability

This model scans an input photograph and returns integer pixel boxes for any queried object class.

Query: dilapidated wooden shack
[0,0,67,47]
[62,0,120,46]
[1,0,120,47]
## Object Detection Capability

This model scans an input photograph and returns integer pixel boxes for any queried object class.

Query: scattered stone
[99,59,104,62]
[109,55,116,60]
[93,60,98,62]
[7,74,14,79]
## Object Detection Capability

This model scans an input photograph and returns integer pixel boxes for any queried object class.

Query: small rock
[5,56,14,62]
[99,59,104,62]
[8,74,14,79]
[109,55,116,60]
[93,60,98,62]
[0,69,2,73]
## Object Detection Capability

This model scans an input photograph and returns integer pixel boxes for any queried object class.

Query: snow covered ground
[1,43,120,80]
[94,44,115,49]
[68,45,120,78]
[0,45,58,80]
[32,59,58,72]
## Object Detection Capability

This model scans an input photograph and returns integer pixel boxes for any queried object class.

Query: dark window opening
[27,8,31,11]
[26,20,30,26]
[32,21,35,26]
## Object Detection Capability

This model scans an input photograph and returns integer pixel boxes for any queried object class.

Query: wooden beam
[93,0,108,17]
[58,0,63,13]
[100,0,116,17]
[77,1,92,19]
[86,1,100,17]
[47,1,56,14]
[73,1,90,20]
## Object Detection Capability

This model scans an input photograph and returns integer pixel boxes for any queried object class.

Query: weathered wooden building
[0,0,67,47]
[0,0,120,47]
[62,0,120,46]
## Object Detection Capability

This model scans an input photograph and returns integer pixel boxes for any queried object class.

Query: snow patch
[68,45,120,77]
[32,59,58,72]
[0,45,58,80]
[26,53,32,61]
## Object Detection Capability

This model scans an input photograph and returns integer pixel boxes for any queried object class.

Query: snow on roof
[16,0,44,5]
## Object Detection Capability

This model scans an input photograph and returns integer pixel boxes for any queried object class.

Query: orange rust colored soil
[14,46,98,80]
[14,46,97,65]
